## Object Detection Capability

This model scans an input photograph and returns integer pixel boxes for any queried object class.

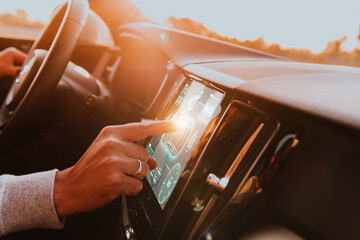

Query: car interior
[0,0,360,239]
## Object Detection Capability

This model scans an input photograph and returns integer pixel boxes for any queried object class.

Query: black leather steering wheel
[0,0,89,143]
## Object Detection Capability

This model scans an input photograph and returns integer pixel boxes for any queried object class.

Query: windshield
[0,0,64,39]
[0,0,359,67]
[133,0,360,67]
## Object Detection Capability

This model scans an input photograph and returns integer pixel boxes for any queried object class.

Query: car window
[0,0,64,39]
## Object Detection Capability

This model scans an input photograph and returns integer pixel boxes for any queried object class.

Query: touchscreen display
[146,79,224,209]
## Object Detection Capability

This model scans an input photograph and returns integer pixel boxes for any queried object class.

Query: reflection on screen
[146,80,224,209]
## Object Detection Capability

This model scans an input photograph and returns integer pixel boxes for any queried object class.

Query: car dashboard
[67,22,355,240]
[2,7,360,240]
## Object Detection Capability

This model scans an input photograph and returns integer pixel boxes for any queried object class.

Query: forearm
[0,170,63,237]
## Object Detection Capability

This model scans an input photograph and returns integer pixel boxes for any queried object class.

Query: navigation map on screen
[146,80,224,209]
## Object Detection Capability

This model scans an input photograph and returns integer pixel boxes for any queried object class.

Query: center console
[124,73,279,240]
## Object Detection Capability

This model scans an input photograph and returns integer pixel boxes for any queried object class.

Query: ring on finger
[133,159,142,177]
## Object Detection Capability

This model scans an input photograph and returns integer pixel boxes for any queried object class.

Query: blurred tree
[0,9,43,28]
[15,9,27,23]
[323,36,347,57]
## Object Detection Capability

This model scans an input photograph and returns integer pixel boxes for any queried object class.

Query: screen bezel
[137,75,227,234]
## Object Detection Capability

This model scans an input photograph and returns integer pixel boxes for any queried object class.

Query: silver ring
[133,159,142,176]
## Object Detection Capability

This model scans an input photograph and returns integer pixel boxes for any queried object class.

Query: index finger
[118,120,180,142]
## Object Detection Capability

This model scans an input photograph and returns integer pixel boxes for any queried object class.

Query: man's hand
[54,120,179,216]
[0,47,27,78]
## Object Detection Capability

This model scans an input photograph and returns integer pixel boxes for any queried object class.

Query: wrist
[54,168,73,217]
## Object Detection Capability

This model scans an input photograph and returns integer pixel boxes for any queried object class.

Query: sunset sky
[1,0,359,53]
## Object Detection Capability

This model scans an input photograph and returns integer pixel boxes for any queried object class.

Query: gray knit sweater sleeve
[0,169,64,236]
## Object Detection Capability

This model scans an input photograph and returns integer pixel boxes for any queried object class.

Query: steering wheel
[0,0,89,143]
